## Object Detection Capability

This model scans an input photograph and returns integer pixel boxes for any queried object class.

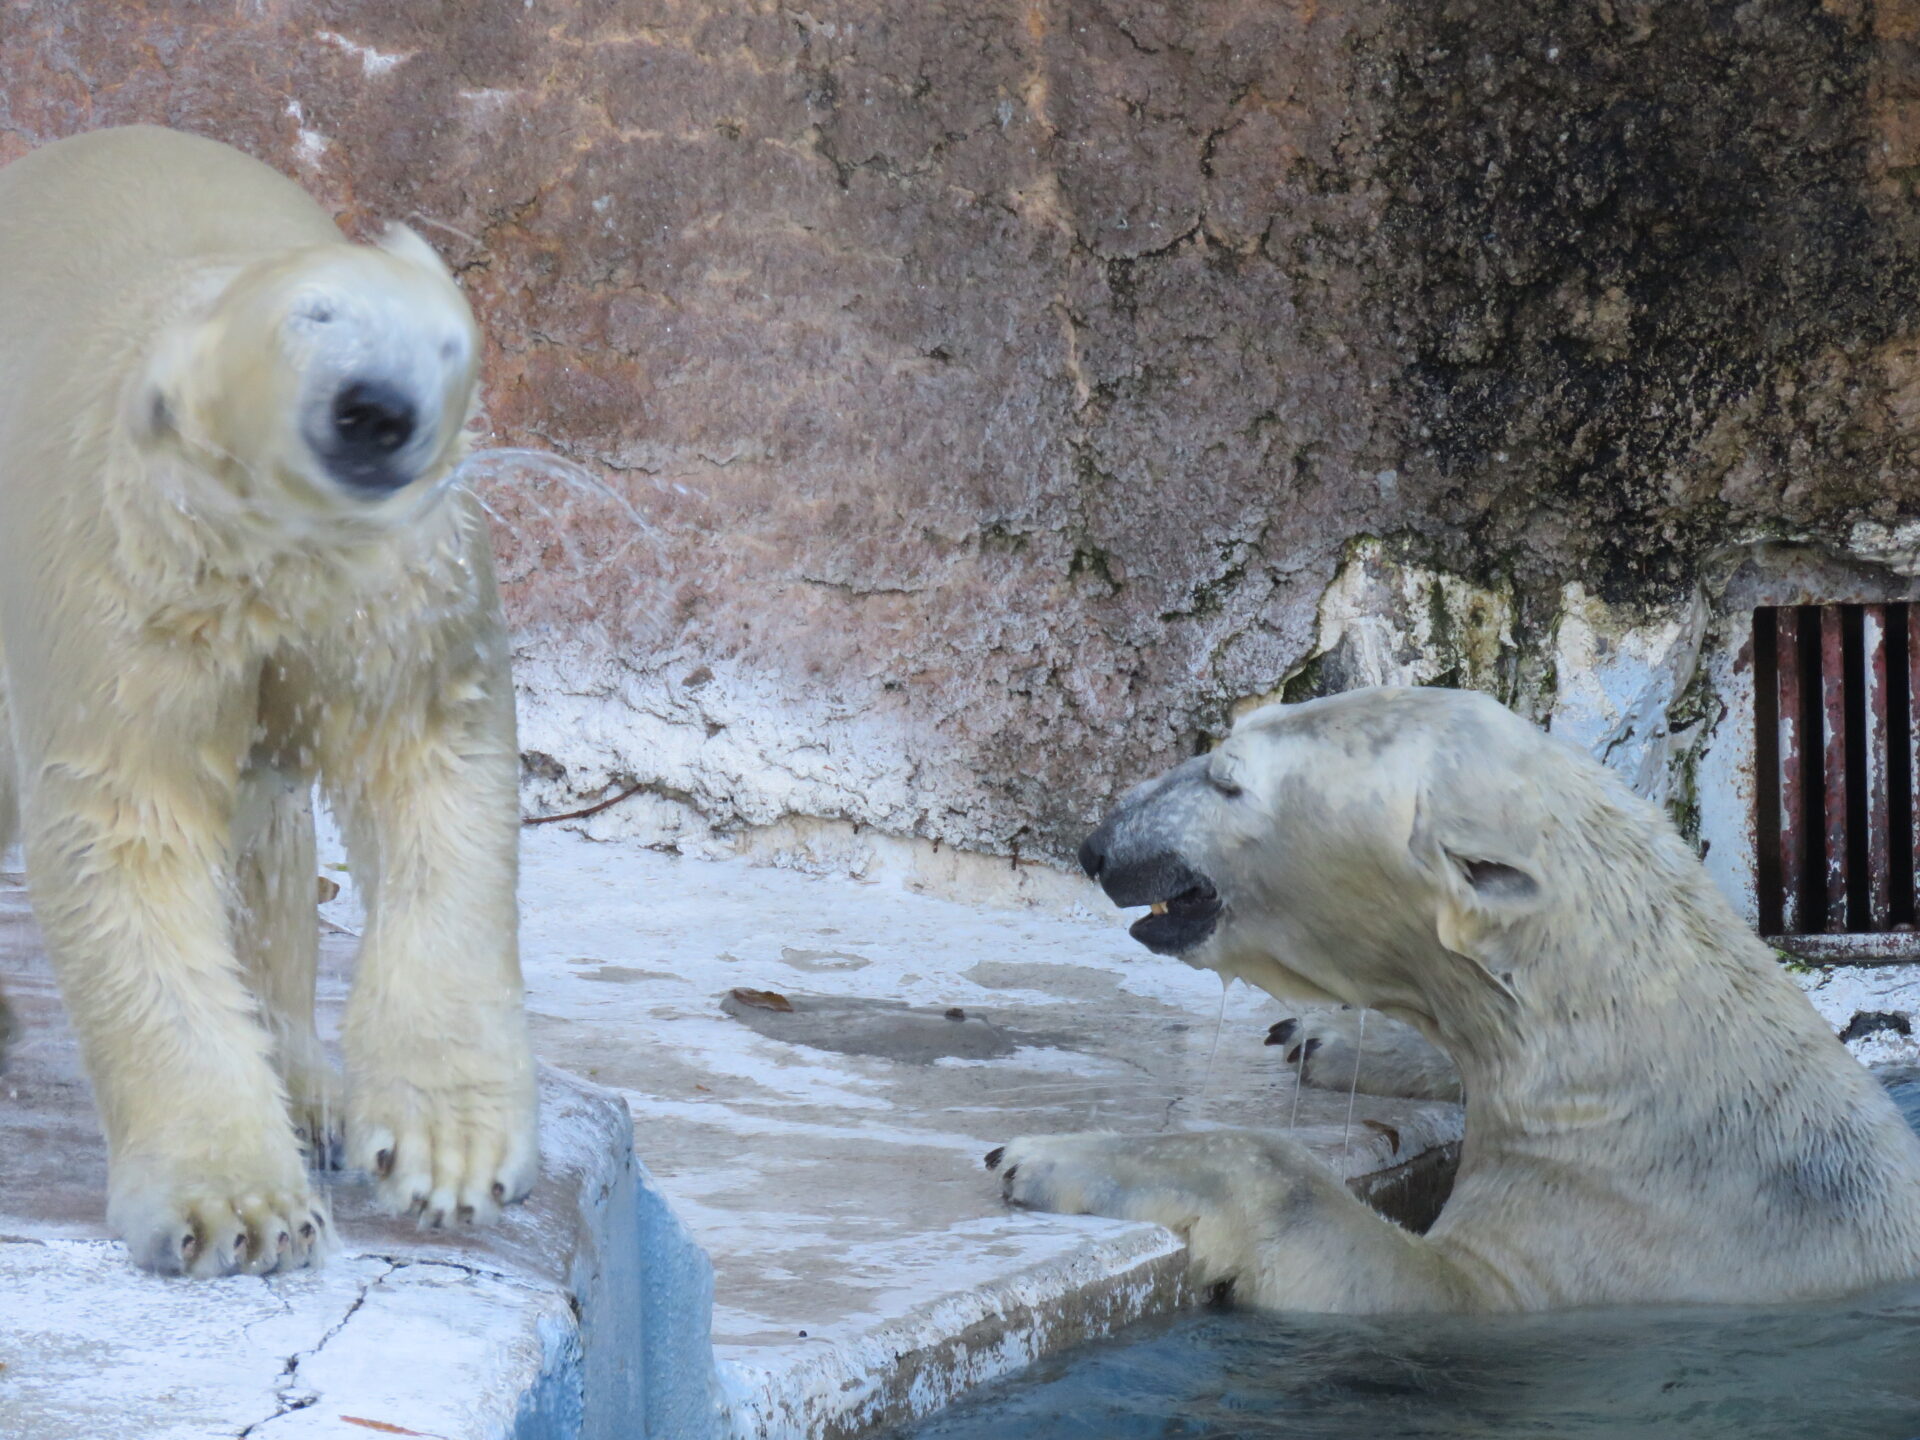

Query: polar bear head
[136,225,479,527]
[1077,686,1683,1032]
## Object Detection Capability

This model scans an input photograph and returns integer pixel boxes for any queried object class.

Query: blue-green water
[899,1081,1920,1440]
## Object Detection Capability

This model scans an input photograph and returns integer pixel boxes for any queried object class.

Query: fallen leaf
[1360,1119,1401,1155]
[316,876,341,904]
[728,987,794,1013]
[340,1419,445,1438]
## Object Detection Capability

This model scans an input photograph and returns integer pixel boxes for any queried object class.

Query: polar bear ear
[376,222,454,281]
[1444,853,1541,909]
[128,320,202,448]
[1409,790,1545,981]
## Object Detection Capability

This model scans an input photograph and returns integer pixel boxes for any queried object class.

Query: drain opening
[1752,603,1918,940]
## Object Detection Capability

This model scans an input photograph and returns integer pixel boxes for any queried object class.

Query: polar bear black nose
[324,380,417,492]
[1078,831,1107,881]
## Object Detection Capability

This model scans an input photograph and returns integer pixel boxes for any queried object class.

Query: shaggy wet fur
[0,128,536,1276]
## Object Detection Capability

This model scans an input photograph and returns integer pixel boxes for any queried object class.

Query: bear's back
[0,127,342,469]
[0,126,339,278]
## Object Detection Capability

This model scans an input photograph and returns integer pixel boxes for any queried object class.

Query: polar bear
[991,687,1920,1311]
[0,127,538,1276]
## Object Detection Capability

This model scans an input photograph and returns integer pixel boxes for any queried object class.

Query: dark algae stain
[1376,0,1920,603]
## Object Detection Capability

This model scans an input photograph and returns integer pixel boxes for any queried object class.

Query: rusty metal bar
[1911,604,1920,929]
[1777,608,1806,934]
[1772,931,1920,965]
[1864,605,1894,928]
[1820,606,1849,931]
[1751,609,1784,937]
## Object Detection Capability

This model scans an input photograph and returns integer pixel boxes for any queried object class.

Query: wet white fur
[997,687,1920,1311]
[0,128,536,1276]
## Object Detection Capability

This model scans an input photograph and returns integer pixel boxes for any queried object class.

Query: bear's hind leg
[233,761,343,1169]
[23,738,327,1276]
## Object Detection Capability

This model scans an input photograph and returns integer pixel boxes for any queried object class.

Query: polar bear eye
[1205,751,1244,797]
[293,302,334,327]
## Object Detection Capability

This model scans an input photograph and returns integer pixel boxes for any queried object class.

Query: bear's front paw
[988,1128,1313,1249]
[346,1043,540,1227]
[986,1133,1132,1217]
[108,1156,332,1278]
[1265,1007,1463,1102]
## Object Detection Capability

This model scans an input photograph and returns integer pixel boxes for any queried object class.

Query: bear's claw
[346,1078,539,1229]
[115,1177,332,1278]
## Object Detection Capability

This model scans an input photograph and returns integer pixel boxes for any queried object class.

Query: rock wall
[8,1,1920,861]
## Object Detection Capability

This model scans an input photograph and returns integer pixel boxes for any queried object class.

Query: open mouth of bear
[1125,877,1223,956]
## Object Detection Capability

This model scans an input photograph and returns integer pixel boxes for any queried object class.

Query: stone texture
[6,1,1920,857]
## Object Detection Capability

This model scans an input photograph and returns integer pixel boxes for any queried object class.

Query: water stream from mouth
[450,446,669,552]
[1341,1007,1367,1157]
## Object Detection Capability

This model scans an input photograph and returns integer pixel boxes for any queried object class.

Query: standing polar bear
[992,687,1920,1311]
[0,127,537,1276]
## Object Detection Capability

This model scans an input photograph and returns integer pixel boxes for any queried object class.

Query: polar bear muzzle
[1079,769,1225,956]
[319,378,420,494]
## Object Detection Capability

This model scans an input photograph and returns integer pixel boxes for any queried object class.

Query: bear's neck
[1443,870,1869,1160]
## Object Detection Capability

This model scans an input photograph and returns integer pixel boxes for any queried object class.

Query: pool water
[897,1081,1920,1440]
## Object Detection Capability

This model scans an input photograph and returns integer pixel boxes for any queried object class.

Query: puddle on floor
[894,1078,1920,1440]
[719,990,1086,1063]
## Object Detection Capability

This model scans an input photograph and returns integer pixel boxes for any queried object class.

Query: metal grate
[1752,604,1917,942]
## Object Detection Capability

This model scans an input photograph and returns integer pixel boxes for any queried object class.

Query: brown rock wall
[6,2,1920,856]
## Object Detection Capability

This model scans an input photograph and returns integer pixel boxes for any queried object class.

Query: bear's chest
[137,542,474,675]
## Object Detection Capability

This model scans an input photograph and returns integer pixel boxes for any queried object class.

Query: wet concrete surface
[719,991,1077,1064]
[501,828,1465,1437]
[0,829,1466,1439]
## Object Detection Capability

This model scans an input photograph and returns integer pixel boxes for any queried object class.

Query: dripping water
[1288,1031,1307,1130]
[1195,976,1233,1120]
[1166,977,1235,1129]
[449,447,671,553]
[1342,1007,1368,1156]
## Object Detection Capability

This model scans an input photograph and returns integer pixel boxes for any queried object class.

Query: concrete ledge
[718,1225,1191,1440]
[505,828,1464,1440]
[0,869,719,1440]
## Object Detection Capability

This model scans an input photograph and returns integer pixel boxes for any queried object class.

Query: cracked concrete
[0,855,715,1440]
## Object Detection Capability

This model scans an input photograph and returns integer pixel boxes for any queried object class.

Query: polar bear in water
[991,687,1920,1311]
[0,127,536,1275]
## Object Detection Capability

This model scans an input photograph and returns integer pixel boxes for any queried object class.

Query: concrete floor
[498,827,1463,1437]
[0,847,684,1440]
[0,829,1468,1439]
